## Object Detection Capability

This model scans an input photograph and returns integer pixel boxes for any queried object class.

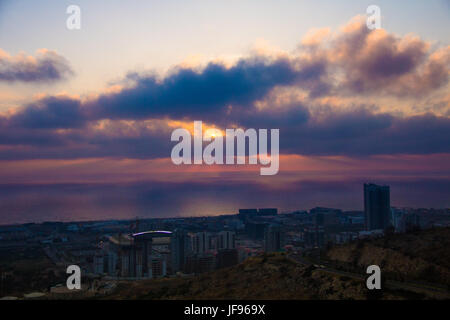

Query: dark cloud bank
[1,17,448,159]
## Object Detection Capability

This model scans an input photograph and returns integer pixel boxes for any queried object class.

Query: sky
[0,0,449,224]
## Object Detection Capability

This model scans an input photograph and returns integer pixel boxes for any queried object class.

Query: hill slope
[103,252,448,300]
[97,228,450,300]
[325,227,450,287]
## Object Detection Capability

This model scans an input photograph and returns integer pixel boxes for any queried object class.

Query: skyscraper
[171,229,189,273]
[364,183,391,230]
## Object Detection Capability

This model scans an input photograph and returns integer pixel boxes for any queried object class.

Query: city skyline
[0,1,449,224]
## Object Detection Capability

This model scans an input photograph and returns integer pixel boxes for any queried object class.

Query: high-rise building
[171,229,189,273]
[218,231,236,250]
[185,254,216,274]
[264,225,284,252]
[192,232,211,254]
[364,183,391,230]
[106,230,172,278]
[245,221,268,240]
[107,251,118,276]
[150,255,167,278]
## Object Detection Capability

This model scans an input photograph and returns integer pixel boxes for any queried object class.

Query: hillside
[325,227,450,287]
[102,250,449,300]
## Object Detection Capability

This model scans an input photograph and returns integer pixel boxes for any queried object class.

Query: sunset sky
[0,0,449,224]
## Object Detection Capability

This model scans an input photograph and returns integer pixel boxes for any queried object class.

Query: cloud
[11,96,85,129]
[0,53,324,129]
[87,56,326,121]
[79,16,448,122]
[0,15,448,161]
[300,16,450,97]
[0,104,449,160]
[0,48,73,83]
[2,15,448,131]
[281,109,450,156]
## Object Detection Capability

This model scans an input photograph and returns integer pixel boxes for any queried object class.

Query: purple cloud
[0,49,73,83]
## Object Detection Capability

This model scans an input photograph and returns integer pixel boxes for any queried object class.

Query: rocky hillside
[325,227,450,287]
[103,251,449,300]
